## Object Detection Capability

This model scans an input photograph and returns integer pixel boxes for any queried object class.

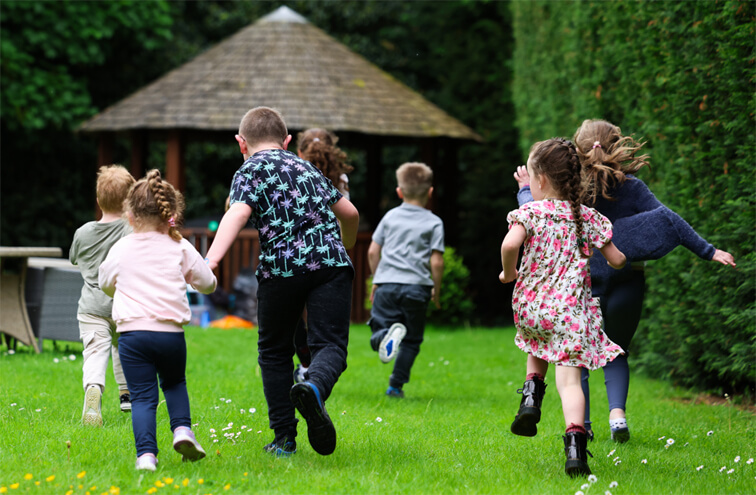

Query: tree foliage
[510,0,755,395]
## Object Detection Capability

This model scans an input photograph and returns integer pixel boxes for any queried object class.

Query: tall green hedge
[510,0,755,396]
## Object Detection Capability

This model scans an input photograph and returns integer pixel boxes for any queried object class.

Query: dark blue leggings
[582,271,645,426]
[118,331,192,457]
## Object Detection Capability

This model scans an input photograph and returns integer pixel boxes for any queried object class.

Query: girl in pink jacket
[99,169,216,471]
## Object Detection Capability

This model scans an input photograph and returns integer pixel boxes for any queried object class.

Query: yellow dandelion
[86,492,91,495]
[78,472,86,479]
[109,487,120,495]
[173,485,179,489]
[154,481,165,488]
[91,487,97,491]
[34,482,40,487]
[10,484,19,490]
[164,478,173,484]
[78,486,83,490]
[244,472,248,477]
[146,488,157,494]
[66,491,73,495]
[224,484,231,490]
[197,479,204,485]
[0,487,7,493]
[46,476,55,482]
[182,479,189,487]
[23,474,32,481]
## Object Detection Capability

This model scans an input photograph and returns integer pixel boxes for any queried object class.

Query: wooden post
[365,137,382,230]
[166,130,185,192]
[130,130,148,179]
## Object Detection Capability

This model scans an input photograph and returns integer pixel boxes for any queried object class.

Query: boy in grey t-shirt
[70,165,134,426]
[367,162,444,399]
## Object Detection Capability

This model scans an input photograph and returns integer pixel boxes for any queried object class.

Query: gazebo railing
[181,228,372,323]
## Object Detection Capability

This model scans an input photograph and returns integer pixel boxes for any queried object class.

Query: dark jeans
[118,331,192,457]
[257,267,353,441]
[582,270,646,425]
[369,283,432,389]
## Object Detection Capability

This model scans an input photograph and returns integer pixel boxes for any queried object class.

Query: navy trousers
[118,330,192,457]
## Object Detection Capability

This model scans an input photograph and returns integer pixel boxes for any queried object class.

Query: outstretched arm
[711,249,736,267]
[500,224,526,283]
[205,202,252,270]
[331,197,359,249]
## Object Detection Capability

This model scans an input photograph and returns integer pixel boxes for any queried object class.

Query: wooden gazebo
[79,6,481,322]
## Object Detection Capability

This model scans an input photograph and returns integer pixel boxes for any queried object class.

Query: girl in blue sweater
[514,119,736,443]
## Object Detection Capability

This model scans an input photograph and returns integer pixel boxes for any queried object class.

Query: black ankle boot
[563,431,592,477]
[510,377,547,437]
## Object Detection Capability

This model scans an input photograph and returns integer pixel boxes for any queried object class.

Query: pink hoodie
[99,231,217,333]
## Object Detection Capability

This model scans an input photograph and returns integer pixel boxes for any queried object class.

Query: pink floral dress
[507,200,623,370]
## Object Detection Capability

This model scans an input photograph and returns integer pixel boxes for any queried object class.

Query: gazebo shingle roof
[79,6,481,141]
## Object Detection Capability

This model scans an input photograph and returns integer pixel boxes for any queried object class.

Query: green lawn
[1,324,754,494]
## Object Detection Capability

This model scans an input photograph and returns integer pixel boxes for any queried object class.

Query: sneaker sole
[82,388,102,427]
[290,383,336,455]
[120,403,132,413]
[565,460,591,477]
[510,407,540,437]
[174,440,206,462]
[379,323,406,363]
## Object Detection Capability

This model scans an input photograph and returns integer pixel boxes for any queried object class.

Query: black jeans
[369,283,432,389]
[257,267,353,441]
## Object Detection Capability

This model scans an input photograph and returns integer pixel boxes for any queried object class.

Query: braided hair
[529,138,590,257]
[127,169,185,242]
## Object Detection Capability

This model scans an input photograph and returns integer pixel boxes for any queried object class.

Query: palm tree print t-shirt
[229,149,353,279]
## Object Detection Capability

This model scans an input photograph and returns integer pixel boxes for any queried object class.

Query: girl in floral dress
[499,138,626,476]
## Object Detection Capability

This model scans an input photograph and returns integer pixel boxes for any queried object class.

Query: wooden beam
[130,130,148,179]
[166,130,185,191]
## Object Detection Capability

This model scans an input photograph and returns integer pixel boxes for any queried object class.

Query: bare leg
[555,366,584,428]
[526,354,548,377]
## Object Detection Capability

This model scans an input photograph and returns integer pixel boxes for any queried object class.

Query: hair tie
[592,141,602,149]
[313,138,320,142]
[168,217,176,227]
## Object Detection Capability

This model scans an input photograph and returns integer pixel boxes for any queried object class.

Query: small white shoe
[135,453,158,471]
[173,426,206,462]
[379,323,406,363]
[82,385,103,427]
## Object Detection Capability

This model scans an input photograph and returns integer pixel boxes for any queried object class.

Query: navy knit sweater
[516,175,715,296]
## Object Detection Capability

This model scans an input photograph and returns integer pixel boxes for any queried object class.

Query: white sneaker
[82,385,103,426]
[379,323,406,363]
[293,364,308,384]
[173,426,206,462]
[135,453,158,471]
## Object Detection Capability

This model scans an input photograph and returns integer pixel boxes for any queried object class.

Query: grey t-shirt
[372,203,444,286]
[69,219,132,316]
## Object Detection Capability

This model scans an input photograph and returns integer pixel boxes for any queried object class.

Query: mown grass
[1,324,754,494]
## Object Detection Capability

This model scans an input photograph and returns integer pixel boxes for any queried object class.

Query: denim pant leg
[390,285,431,388]
[257,277,305,440]
[305,268,352,402]
[369,284,405,351]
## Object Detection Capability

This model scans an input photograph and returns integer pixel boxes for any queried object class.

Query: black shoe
[290,382,336,455]
[510,377,547,437]
[119,393,132,413]
[564,431,593,477]
[263,438,297,457]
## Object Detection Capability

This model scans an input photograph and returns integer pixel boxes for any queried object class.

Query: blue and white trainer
[379,323,406,363]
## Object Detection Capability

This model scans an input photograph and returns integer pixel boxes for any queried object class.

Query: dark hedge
[510,0,755,396]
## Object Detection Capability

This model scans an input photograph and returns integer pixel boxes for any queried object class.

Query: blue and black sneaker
[290,382,336,455]
[386,386,405,398]
[379,323,406,363]
[263,438,297,457]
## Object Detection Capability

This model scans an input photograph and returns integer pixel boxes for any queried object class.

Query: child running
[99,169,216,471]
[292,128,354,384]
[70,165,134,426]
[500,138,626,476]
[205,107,358,457]
[367,162,444,399]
